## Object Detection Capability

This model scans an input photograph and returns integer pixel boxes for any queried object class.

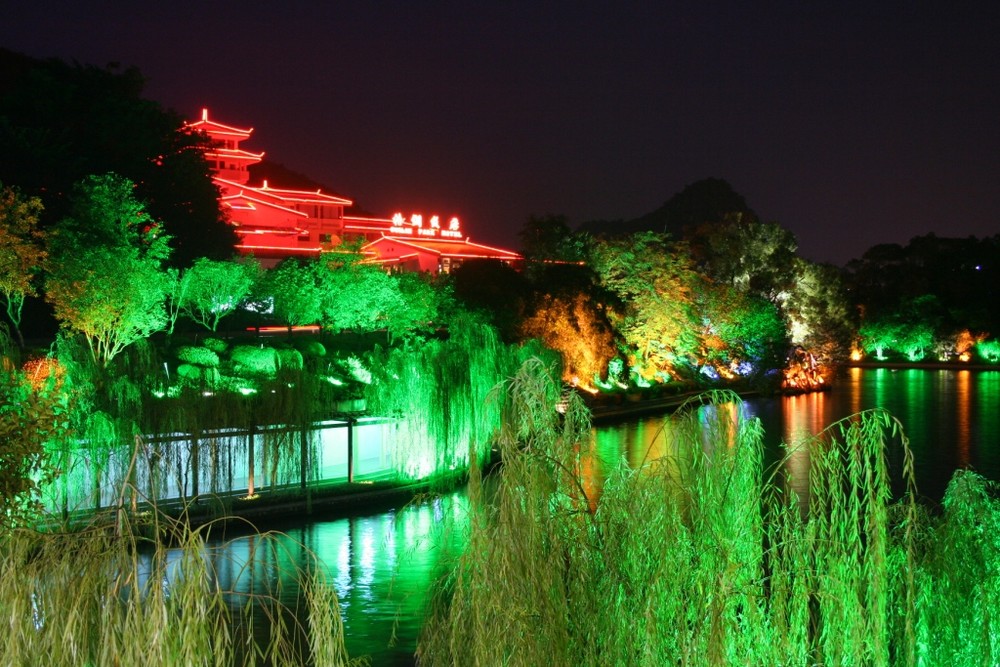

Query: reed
[418,358,1000,666]
[0,511,362,666]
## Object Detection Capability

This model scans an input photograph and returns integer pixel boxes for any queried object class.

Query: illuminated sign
[390,213,463,238]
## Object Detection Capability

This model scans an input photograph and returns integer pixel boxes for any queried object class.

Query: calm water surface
[205,367,1000,664]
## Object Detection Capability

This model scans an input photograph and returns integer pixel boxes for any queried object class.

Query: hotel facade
[185,109,521,273]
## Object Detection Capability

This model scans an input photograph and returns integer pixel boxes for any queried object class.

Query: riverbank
[60,367,950,535]
[61,462,484,538]
[585,388,763,423]
[86,385,772,533]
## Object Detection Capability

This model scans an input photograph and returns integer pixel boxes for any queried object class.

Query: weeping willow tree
[365,314,557,481]
[418,359,1000,666]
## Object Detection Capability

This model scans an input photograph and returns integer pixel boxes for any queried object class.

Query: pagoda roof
[215,177,353,206]
[344,215,394,225]
[185,108,253,138]
[219,191,309,218]
[205,148,265,161]
[363,235,522,260]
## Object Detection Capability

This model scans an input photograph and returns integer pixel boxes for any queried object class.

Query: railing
[40,416,402,517]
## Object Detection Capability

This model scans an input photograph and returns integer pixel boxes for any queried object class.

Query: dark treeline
[0,48,235,267]
[845,234,1000,346]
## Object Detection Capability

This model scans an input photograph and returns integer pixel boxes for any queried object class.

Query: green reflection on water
[977,371,1000,472]
[205,493,470,665]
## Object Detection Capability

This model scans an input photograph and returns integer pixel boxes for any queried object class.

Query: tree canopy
[0,183,45,346]
[44,174,174,367]
[589,232,701,377]
[178,257,259,331]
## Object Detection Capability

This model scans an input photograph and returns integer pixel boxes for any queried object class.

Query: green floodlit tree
[977,339,1000,363]
[318,254,403,334]
[44,174,173,368]
[256,258,324,327]
[858,317,904,360]
[0,183,46,348]
[256,254,444,341]
[700,283,787,376]
[178,257,259,331]
[384,271,452,341]
[898,323,934,362]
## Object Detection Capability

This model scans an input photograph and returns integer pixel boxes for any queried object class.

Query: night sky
[3,1,998,266]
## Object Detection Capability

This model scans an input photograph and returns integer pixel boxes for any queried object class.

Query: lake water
[206,367,1000,665]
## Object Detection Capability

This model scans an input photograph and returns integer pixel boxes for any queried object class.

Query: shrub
[202,337,228,354]
[277,347,304,372]
[977,339,1000,363]
[174,345,220,368]
[175,364,202,382]
[296,339,327,359]
[230,345,279,378]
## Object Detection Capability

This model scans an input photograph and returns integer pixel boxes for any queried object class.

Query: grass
[417,358,1000,666]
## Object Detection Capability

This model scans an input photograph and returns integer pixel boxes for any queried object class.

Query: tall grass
[418,358,1000,666]
[0,512,363,666]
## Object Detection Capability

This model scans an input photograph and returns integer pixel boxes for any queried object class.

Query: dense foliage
[0,355,65,527]
[419,362,1000,666]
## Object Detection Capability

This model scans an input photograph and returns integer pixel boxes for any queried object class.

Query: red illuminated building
[185,109,521,272]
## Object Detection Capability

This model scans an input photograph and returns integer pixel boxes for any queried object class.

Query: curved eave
[221,192,309,217]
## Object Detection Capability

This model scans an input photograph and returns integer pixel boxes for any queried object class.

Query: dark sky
[3,1,998,265]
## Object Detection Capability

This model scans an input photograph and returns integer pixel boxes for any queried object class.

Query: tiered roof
[184,108,254,139]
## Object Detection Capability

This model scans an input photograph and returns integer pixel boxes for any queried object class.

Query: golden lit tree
[0,183,46,348]
[589,232,701,377]
[519,292,615,386]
